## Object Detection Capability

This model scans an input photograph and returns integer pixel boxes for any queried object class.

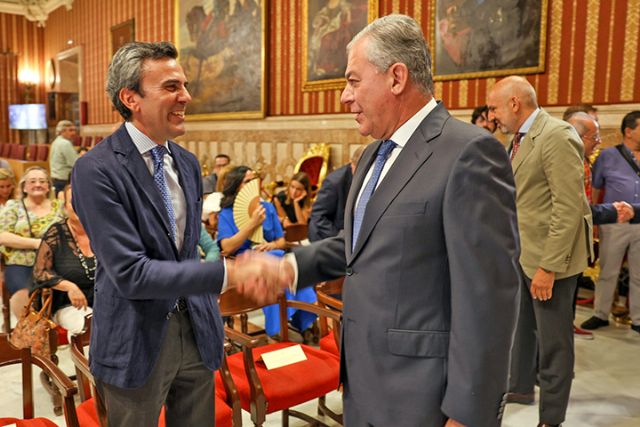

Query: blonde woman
[0,168,15,207]
[0,167,64,317]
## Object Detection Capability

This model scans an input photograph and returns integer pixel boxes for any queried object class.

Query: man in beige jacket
[488,76,593,427]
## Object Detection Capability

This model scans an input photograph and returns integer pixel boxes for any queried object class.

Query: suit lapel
[112,125,177,251]
[346,103,445,263]
[512,110,547,175]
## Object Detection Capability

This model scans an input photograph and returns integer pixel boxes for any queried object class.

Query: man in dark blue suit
[308,145,364,241]
[72,42,280,426]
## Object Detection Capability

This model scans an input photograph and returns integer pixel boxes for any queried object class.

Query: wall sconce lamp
[18,69,40,103]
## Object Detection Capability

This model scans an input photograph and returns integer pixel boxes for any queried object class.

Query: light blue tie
[150,145,177,241]
[352,139,397,251]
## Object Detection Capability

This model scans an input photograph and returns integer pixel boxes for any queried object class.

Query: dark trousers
[52,179,68,195]
[509,273,578,425]
[97,310,215,427]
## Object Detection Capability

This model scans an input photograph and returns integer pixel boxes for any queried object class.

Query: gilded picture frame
[431,0,548,81]
[175,0,266,120]
[111,19,135,56]
[302,0,378,92]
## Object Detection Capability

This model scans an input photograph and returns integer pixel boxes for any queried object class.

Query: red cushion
[77,399,166,426]
[0,418,58,427]
[299,157,324,187]
[76,394,232,426]
[55,325,69,346]
[319,330,339,357]
[227,341,339,413]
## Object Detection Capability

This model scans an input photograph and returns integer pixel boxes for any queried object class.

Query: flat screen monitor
[8,104,47,130]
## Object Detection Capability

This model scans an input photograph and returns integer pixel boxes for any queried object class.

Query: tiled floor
[1,304,638,426]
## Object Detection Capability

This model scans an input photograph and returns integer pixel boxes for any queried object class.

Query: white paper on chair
[260,344,307,370]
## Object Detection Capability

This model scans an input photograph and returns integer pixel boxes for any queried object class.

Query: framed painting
[111,19,135,56]
[176,0,266,120]
[302,0,378,91]
[431,0,548,81]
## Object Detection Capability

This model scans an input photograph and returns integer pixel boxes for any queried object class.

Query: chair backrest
[10,144,26,160]
[0,143,8,157]
[70,314,95,403]
[0,333,79,425]
[284,223,308,244]
[94,136,104,145]
[1,257,10,333]
[26,145,37,161]
[316,277,344,339]
[294,143,330,192]
[82,136,94,148]
[36,144,50,161]
[73,136,82,146]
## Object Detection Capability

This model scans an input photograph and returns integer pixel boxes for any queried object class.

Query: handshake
[613,201,635,223]
[226,252,295,305]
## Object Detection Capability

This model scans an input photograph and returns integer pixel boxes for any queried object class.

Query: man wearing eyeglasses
[50,120,78,194]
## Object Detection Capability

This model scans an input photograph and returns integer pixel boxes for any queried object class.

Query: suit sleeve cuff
[284,253,299,293]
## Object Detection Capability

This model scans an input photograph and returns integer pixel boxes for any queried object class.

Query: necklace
[67,221,97,282]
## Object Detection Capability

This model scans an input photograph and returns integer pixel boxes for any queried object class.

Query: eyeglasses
[583,134,601,143]
[25,179,48,185]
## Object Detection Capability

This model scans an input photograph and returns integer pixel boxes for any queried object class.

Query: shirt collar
[388,97,438,148]
[518,108,540,134]
[124,121,171,155]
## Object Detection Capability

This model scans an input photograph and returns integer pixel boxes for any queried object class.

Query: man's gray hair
[566,112,594,137]
[106,41,178,121]
[55,120,74,135]
[348,14,433,95]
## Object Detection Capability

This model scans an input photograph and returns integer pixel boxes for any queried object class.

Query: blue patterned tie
[150,145,177,241]
[352,139,397,250]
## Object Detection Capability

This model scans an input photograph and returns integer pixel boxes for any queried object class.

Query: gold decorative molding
[621,0,640,101]
[275,0,283,115]
[581,0,599,102]
[547,0,563,104]
[458,80,468,107]
[604,3,616,102]
[567,0,578,101]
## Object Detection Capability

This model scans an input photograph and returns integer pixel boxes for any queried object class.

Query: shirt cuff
[221,257,229,293]
[283,252,299,294]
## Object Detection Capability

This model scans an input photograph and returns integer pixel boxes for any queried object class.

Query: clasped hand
[228,251,294,305]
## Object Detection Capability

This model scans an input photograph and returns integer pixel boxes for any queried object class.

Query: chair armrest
[224,325,262,348]
[32,353,77,398]
[286,300,342,322]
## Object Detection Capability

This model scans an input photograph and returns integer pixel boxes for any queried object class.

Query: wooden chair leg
[40,370,63,416]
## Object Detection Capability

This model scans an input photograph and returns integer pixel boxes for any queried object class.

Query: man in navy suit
[72,42,281,426]
[308,145,364,241]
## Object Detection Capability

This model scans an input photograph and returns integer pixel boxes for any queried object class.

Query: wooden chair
[1,258,10,334]
[0,333,79,427]
[294,143,330,195]
[315,277,344,358]
[9,144,26,160]
[284,223,308,248]
[36,144,50,161]
[70,314,242,427]
[220,289,341,426]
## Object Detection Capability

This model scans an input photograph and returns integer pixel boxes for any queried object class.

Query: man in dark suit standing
[308,145,364,241]
[72,42,279,426]
[271,15,521,427]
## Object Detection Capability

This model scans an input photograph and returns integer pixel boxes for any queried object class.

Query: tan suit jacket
[512,109,593,279]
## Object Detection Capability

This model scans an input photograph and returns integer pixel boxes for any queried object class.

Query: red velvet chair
[70,315,241,427]
[10,144,26,160]
[220,289,341,426]
[73,136,82,147]
[26,145,37,161]
[294,143,330,194]
[0,333,79,427]
[36,145,50,161]
[0,143,10,158]
[82,137,93,149]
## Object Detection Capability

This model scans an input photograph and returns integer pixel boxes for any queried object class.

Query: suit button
[346,268,353,276]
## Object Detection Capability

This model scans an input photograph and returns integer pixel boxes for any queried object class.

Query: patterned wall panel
[3,0,640,128]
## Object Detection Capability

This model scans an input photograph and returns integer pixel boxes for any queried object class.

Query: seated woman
[31,185,95,336]
[217,166,316,336]
[0,168,15,208]
[273,172,312,226]
[0,166,64,318]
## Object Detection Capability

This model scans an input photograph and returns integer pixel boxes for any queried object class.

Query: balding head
[487,75,539,135]
[567,112,600,157]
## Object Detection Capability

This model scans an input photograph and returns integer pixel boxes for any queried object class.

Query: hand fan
[233,178,266,243]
